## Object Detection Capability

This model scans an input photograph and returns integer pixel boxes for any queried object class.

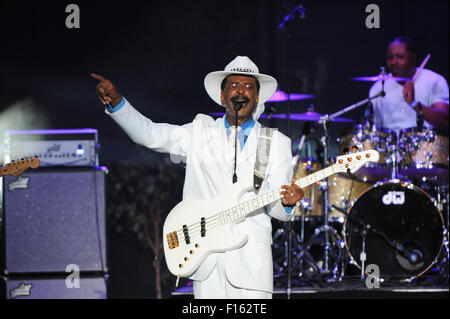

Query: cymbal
[209,111,355,123]
[267,90,315,102]
[350,74,410,82]
[262,111,355,122]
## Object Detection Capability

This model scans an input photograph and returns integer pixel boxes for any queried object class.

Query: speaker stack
[1,129,108,299]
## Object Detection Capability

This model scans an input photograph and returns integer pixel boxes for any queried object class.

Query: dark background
[1,0,448,298]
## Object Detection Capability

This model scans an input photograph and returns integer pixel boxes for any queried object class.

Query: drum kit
[267,70,449,289]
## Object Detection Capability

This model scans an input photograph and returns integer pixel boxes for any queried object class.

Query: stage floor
[171,275,448,299]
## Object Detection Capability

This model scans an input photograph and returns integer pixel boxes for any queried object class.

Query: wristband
[283,205,295,216]
[410,101,419,109]
[106,97,125,113]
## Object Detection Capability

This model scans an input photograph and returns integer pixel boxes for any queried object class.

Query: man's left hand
[280,177,304,206]
[403,80,415,105]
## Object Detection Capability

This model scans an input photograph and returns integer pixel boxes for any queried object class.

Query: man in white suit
[92,56,304,298]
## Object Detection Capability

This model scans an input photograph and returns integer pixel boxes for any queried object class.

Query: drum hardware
[313,83,385,281]
[304,224,345,282]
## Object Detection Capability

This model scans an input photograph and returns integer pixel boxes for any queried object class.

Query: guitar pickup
[183,225,190,245]
[166,232,179,250]
[201,217,206,237]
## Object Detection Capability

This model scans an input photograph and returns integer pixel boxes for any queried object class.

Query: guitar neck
[295,164,336,189]
[220,164,337,224]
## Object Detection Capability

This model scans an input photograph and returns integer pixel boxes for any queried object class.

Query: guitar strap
[253,126,274,190]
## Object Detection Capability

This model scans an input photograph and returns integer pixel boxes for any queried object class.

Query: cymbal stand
[320,119,331,276]
[297,199,311,280]
[388,143,400,180]
[318,92,385,126]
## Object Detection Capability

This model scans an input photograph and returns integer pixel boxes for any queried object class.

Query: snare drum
[338,124,395,181]
[399,127,449,177]
[344,181,445,282]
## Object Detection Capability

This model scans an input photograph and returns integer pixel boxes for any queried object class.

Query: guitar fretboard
[219,189,280,224]
[218,164,337,225]
[296,165,335,189]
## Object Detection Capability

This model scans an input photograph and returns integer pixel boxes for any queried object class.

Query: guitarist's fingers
[280,184,304,206]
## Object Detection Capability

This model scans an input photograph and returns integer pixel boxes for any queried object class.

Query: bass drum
[343,181,445,282]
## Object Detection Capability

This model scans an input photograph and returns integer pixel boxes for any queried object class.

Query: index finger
[91,73,106,82]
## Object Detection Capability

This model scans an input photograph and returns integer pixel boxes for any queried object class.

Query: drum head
[344,182,444,282]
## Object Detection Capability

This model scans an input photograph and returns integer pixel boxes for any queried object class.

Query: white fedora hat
[204,56,277,120]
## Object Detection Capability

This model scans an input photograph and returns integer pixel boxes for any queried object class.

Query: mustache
[231,95,249,104]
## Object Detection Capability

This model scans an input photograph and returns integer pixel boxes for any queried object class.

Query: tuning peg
[351,145,359,153]
[371,142,376,150]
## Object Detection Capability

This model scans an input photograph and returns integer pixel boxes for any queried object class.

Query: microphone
[278,4,307,29]
[297,105,316,152]
[297,121,312,153]
[231,96,248,112]
[233,101,244,112]
[394,242,423,265]
[364,102,374,128]
[408,249,423,264]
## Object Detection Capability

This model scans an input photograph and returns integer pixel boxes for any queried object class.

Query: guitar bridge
[166,232,179,250]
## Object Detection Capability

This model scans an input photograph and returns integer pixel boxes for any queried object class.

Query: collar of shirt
[224,117,255,144]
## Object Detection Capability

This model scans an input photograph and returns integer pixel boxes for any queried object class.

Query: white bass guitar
[163,149,379,278]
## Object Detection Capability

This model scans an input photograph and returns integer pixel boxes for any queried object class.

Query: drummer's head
[386,36,417,78]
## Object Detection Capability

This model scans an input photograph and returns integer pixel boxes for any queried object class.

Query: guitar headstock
[0,156,40,177]
[334,149,380,174]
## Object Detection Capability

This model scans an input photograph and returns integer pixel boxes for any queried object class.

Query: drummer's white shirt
[369,68,449,132]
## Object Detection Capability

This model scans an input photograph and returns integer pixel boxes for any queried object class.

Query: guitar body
[163,180,254,278]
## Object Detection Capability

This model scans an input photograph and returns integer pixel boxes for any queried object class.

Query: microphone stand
[332,205,425,283]
[278,3,307,299]
[232,104,242,184]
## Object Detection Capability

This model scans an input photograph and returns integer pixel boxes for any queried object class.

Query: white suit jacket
[107,99,294,293]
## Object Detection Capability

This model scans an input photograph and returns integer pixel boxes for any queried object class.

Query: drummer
[369,36,449,132]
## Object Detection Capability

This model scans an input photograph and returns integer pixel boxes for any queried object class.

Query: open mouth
[231,96,250,108]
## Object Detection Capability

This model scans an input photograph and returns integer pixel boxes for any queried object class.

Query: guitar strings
[172,163,346,246]
[170,161,360,248]
[173,189,280,236]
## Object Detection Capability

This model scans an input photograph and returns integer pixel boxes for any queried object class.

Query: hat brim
[204,71,278,107]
